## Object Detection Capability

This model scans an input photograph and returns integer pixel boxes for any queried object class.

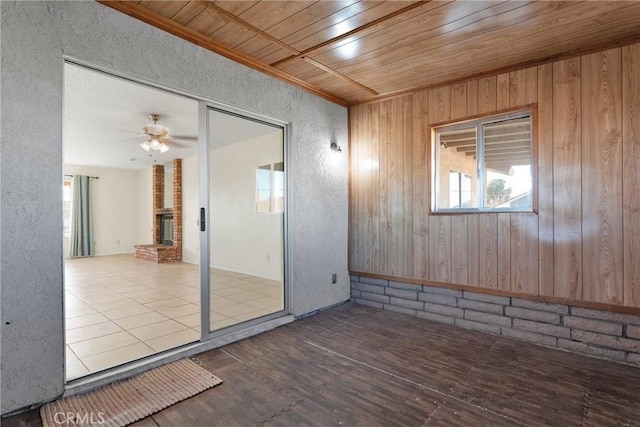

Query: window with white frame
[432,109,534,212]
[256,162,284,213]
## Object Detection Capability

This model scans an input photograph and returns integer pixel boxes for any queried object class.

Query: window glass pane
[482,117,532,208]
[256,165,271,212]
[461,174,472,207]
[437,125,478,209]
[273,162,284,213]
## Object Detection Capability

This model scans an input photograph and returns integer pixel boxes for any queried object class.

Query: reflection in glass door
[201,108,286,333]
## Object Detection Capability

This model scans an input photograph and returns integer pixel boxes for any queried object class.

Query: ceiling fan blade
[170,134,198,141]
[168,140,192,148]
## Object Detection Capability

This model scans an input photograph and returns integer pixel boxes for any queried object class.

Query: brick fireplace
[134,159,182,263]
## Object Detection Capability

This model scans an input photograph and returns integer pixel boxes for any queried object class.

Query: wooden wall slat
[452,216,469,285]
[511,214,539,294]
[466,80,479,116]
[581,48,623,305]
[428,87,452,282]
[349,104,362,271]
[412,91,429,279]
[402,96,414,276]
[368,103,381,275]
[497,73,510,110]
[553,58,582,300]
[478,76,497,113]
[451,83,467,120]
[497,213,511,291]
[622,44,640,307]
[537,63,554,297]
[379,101,390,275]
[349,43,640,309]
[479,214,498,289]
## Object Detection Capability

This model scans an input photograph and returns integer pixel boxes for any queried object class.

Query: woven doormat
[40,358,222,427]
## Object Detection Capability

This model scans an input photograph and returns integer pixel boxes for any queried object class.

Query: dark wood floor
[5,303,640,426]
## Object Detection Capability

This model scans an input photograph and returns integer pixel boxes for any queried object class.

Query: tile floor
[65,254,283,380]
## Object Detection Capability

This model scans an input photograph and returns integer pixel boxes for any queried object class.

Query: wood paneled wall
[349,43,640,309]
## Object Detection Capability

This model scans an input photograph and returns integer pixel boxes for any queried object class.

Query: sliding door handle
[200,208,206,231]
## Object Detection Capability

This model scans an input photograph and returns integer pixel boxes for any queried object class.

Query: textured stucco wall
[0,1,348,414]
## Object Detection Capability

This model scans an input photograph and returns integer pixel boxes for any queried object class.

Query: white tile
[81,342,155,372]
[155,304,200,318]
[145,329,200,352]
[128,320,189,341]
[66,359,90,380]
[214,303,261,317]
[66,321,123,344]
[69,331,140,358]
[144,298,191,311]
[101,304,154,320]
[65,313,109,330]
[174,313,201,328]
[113,312,169,329]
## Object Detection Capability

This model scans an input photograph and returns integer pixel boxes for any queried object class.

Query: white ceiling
[64,63,279,170]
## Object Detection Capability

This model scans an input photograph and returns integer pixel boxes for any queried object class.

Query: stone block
[385,287,418,300]
[570,307,640,325]
[463,291,510,305]
[557,339,626,362]
[419,292,457,306]
[513,318,570,338]
[563,316,622,336]
[458,299,503,314]
[423,302,464,318]
[571,330,640,353]
[511,298,568,314]
[359,291,390,304]
[390,297,424,311]
[505,307,560,324]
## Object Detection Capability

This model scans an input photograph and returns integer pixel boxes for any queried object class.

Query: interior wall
[210,131,283,280]
[181,154,199,265]
[349,43,640,310]
[1,1,348,414]
[137,167,153,245]
[65,165,139,256]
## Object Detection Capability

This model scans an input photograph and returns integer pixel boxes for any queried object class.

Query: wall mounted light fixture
[330,142,342,153]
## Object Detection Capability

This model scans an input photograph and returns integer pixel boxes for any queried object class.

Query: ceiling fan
[139,113,195,153]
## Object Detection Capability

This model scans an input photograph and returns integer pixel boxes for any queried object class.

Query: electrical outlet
[331,273,337,284]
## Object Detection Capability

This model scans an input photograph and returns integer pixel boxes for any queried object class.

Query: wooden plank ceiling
[99,1,640,106]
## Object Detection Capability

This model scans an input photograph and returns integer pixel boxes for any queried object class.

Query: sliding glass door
[199,104,286,336]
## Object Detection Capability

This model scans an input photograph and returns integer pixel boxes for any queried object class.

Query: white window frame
[431,108,535,214]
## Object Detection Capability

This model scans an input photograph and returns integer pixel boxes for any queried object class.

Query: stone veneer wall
[351,276,640,367]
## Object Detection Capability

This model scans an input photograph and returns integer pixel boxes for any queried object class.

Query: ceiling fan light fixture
[140,141,151,152]
[150,138,161,149]
[159,143,170,153]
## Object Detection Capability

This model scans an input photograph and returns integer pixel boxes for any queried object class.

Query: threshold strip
[304,340,528,426]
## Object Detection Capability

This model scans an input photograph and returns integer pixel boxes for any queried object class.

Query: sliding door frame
[198,101,291,340]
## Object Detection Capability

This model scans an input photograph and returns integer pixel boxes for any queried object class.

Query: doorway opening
[63,62,287,382]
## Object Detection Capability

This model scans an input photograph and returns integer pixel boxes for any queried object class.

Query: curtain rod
[64,174,100,179]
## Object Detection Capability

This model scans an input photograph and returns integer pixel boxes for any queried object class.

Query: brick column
[152,164,164,244]
[173,159,182,262]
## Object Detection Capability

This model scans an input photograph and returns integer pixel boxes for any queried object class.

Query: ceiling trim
[197,0,300,56]
[97,0,349,107]
[270,1,430,68]
[302,57,378,96]
[196,0,378,97]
